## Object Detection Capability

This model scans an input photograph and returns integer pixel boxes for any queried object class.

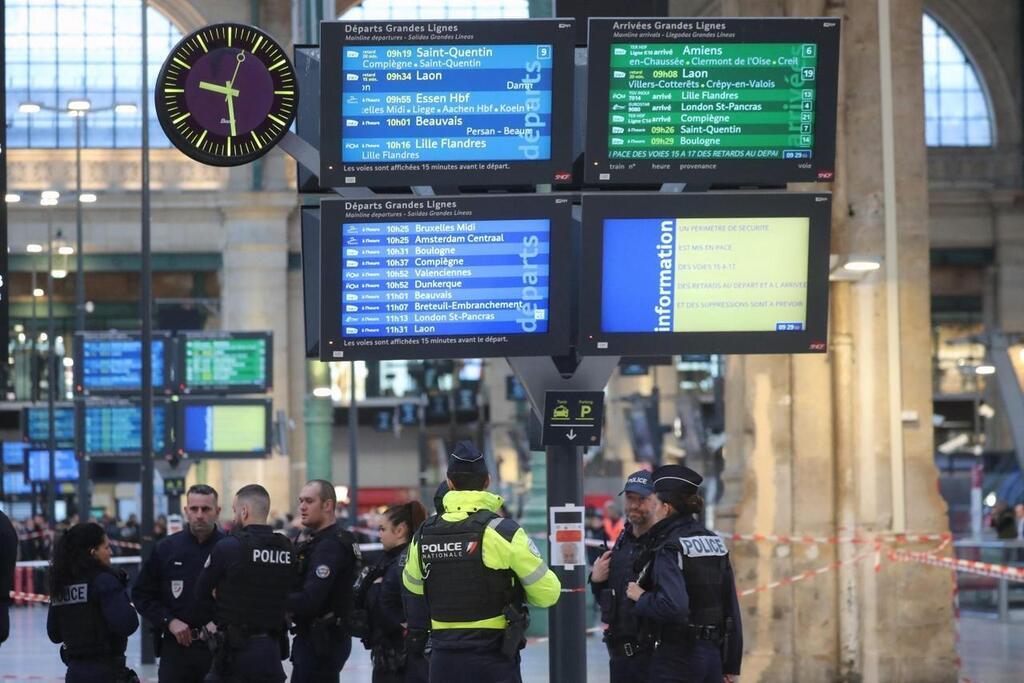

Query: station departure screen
[25,406,75,444]
[2,442,25,467]
[82,403,168,456]
[3,472,32,495]
[26,449,80,483]
[319,20,574,187]
[319,194,572,361]
[181,334,270,392]
[80,336,167,392]
[585,18,840,185]
[579,192,831,356]
[181,402,268,456]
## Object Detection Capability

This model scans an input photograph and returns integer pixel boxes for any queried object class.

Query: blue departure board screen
[320,20,575,187]
[320,195,572,361]
[3,471,32,495]
[341,44,553,163]
[26,449,79,483]
[24,405,75,444]
[81,403,169,456]
[78,336,167,393]
[3,442,26,466]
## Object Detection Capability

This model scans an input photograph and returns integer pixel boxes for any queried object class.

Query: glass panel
[940,118,966,146]
[925,118,939,146]
[966,119,991,146]
[939,90,965,118]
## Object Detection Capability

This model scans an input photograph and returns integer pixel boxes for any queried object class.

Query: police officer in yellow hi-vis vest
[403,441,560,683]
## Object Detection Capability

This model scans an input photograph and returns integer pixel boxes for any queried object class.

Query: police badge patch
[527,537,542,558]
[171,580,184,599]
[315,564,331,579]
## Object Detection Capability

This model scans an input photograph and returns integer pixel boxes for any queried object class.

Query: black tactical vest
[50,568,122,660]
[296,524,361,620]
[416,510,515,622]
[659,523,728,627]
[215,529,295,631]
[605,525,644,637]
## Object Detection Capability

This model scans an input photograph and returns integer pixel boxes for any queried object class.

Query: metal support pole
[348,361,359,524]
[546,443,586,683]
[46,219,56,523]
[74,111,90,516]
[139,0,156,666]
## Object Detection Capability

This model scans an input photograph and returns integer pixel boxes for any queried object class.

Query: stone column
[715,1,956,681]
[211,193,296,513]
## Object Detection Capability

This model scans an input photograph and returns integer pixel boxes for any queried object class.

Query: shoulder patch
[526,537,542,558]
[489,517,520,544]
[315,564,331,579]
[678,535,727,558]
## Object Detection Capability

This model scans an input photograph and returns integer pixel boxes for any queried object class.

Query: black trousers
[289,631,351,683]
[428,648,521,683]
[609,651,652,683]
[158,638,213,683]
[648,640,722,683]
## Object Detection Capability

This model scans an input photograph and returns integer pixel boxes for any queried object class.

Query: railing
[953,539,1024,621]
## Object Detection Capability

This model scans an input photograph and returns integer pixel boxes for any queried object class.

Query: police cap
[651,464,703,494]
[619,470,654,496]
[446,441,488,475]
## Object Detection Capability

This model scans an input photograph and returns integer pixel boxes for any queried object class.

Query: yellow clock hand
[225,83,237,137]
[198,81,239,97]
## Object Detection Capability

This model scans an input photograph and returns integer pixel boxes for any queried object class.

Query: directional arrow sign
[542,391,604,447]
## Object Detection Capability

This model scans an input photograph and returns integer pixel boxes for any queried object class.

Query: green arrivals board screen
[585,18,840,186]
[607,43,818,161]
[181,335,270,392]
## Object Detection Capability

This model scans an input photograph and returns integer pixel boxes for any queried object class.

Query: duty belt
[603,634,650,658]
[662,623,722,643]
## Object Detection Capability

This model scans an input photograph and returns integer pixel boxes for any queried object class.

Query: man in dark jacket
[132,484,224,682]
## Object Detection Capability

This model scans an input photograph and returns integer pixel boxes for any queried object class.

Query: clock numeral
[172,56,191,70]
[253,35,265,53]
[197,34,208,53]
[268,58,287,72]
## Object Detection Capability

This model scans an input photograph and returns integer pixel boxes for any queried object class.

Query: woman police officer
[625,464,742,683]
[47,523,140,682]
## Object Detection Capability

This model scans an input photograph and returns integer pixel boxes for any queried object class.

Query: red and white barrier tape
[888,548,1024,583]
[718,531,952,546]
[737,549,873,598]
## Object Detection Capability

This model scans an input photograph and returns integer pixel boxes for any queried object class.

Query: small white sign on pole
[549,504,586,569]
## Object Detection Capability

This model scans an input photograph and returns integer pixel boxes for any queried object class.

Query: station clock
[155,23,297,167]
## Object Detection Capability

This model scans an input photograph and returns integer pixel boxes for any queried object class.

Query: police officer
[0,509,17,646]
[589,470,659,682]
[626,465,742,683]
[286,479,360,682]
[403,441,561,683]
[133,484,225,682]
[46,523,140,682]
[191,484,294,683]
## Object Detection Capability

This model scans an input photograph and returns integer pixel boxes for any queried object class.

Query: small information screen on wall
[23,405,76,446]
[73,332,173,395]
[319,194,572,361]
[76,400,173,458]
[176,331,272,394]
[578,191,832,356]
[176,398,271,459]
[319,19,576,187]
[585,17,840,186]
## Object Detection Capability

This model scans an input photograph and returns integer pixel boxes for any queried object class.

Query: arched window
[5,0,183,148]
[923,13,993,146]
[342,0,530,20]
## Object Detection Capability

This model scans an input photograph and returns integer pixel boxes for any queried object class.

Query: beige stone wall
[714,1,958,681]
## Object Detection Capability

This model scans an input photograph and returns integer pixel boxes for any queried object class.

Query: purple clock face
[184,48,273,136]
